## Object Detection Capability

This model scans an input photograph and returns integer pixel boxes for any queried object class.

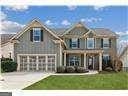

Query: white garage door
[18,54,56,72]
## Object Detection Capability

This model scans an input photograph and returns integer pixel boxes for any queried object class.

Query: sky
[0,5,128,52]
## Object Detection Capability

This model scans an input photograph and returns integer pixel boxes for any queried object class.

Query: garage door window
[38,56,46,71]
[20,56,27,71]
[29,56,36,71]
[48,56,55,71]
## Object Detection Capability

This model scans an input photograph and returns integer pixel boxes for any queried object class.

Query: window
[69,56,80,66]
[103,54,110,65]
[71,38,78,48]
[87,38,94,49]
[33,28,41,42]
[103,54,110,60]
[103,38,109,49]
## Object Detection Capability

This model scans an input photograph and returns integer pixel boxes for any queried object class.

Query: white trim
[45,55,48,71]
[59,43,62,66]
[55,54,57,72]
[84,53,86,69]
[27,56,29,71]
[36,56,39,71]
[64,53,66,66]
[99,53,102,71]
[17,55,20,71]
[84,29,97,36]
[33,27,41,42]
[85,38,86,49]
[18,54,56,56]
[93,56,95,69]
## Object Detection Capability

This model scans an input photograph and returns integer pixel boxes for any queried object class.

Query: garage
[18,54,56,72]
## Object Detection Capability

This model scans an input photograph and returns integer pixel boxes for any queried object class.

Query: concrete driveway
[0,72,53,90]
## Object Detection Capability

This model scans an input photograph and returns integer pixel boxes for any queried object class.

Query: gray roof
[53,28,118,37]
[1,34,15,45]
[92,28,118,37]
[52,28,68,36]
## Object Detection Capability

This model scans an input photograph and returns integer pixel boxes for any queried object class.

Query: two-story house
[1,19,118,72]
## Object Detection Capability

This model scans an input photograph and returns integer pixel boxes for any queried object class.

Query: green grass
[24,72,128,90]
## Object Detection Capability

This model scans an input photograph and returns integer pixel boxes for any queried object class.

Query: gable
[11,19,60,41]
[84,30,97,37]
[62,22,89,36]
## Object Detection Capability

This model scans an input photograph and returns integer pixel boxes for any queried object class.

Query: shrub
[1,60,17,72]
[76,67,88,73]
[66,66,75,73]
[57,66,65,73]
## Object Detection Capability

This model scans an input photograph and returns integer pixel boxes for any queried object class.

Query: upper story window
[103,38,109,49]
[33,28,41,42]
[70,38,80,48]
[87,38,94,49]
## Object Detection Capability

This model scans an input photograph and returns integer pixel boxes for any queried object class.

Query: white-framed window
[33,28,41,42]
[69,56,80,66]
[71,38,78,48]
[87,38,94,49]
[103,38,109,49]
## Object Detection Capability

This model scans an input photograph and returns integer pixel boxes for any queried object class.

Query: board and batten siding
[14,22,60,67]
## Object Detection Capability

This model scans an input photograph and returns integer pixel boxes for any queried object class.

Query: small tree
[109,47,123,72]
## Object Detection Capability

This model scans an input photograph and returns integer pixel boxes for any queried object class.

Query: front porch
[63,49,103,71]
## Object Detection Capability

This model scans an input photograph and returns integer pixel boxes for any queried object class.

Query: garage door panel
[20,56,27,71]
[19,54,56,72]
[38,56,46,71]
[29,56,36,71]
[47,56,56,71]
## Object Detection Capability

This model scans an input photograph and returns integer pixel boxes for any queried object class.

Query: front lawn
[24,72,128,90]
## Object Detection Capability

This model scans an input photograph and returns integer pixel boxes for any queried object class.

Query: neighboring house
[119,45,128,71]
[0,19,118,72]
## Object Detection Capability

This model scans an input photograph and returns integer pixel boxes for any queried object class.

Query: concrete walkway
[0,72,52,90]
[53,70,98,75]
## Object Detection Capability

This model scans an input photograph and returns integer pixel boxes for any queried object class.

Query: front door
[88,56,94,70]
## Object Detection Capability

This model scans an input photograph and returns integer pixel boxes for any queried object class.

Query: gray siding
[14,26,60,66]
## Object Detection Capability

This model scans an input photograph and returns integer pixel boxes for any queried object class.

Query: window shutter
[69,39,72,48]
[30,29,33,42]
[109,38,111,48]
[41,30,43,41]
[78,38,80,48]
[101,38,103,48]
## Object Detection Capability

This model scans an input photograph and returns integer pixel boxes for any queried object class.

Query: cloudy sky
[0,6,128,52]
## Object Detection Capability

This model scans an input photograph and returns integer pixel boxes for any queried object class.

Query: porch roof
[63,49,103,54]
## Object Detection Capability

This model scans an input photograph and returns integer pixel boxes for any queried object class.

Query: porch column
[99,53,102,71]
[64,52,66,66]
[84,53,86,69]
[17,55,20,71]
